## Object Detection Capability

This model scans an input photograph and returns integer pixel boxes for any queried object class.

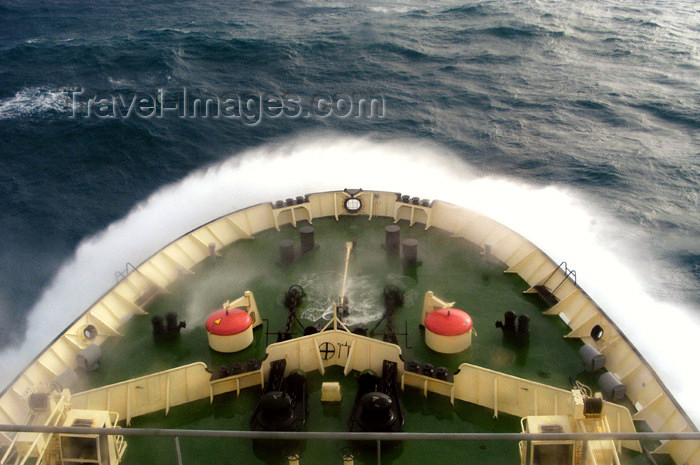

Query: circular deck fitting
[206,308,254,353]
[424,308,473,354]
[344,197,362,213]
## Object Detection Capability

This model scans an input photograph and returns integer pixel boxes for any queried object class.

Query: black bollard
[280,240,295,267]
[402,238,418,266]
[385,225,400,256]
[504,310,517,332]
[300,226,315,255]
[517,314,530,335]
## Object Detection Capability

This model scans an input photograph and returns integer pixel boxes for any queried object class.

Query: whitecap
[0,87,72,120]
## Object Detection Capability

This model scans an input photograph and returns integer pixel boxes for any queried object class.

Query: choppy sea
[0,0,698,423]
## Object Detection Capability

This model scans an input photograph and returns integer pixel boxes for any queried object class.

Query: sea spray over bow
[1,135,697,425]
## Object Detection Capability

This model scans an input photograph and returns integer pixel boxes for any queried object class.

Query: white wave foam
[1,133,697,425]
[367,6,414,14]
[0,87,71,120]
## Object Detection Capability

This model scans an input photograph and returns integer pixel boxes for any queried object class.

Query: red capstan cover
[425,308,472,336]
[206,308,252,336]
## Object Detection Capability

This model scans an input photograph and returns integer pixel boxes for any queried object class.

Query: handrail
[541,261,576,292]
[0,425,698,442]
[114,262,138,283]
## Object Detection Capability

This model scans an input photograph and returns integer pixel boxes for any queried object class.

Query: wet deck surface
[77,216,651,465]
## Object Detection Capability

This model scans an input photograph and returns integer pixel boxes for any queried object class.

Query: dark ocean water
[0,0,698,417]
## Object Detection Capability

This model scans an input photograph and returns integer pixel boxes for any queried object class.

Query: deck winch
[349,361,404,432]
[251,359,307,432]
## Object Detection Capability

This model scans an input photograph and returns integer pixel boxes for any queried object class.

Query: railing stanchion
[175,436,183,465]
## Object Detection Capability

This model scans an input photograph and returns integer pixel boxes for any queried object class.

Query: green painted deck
[76,216,654,465]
